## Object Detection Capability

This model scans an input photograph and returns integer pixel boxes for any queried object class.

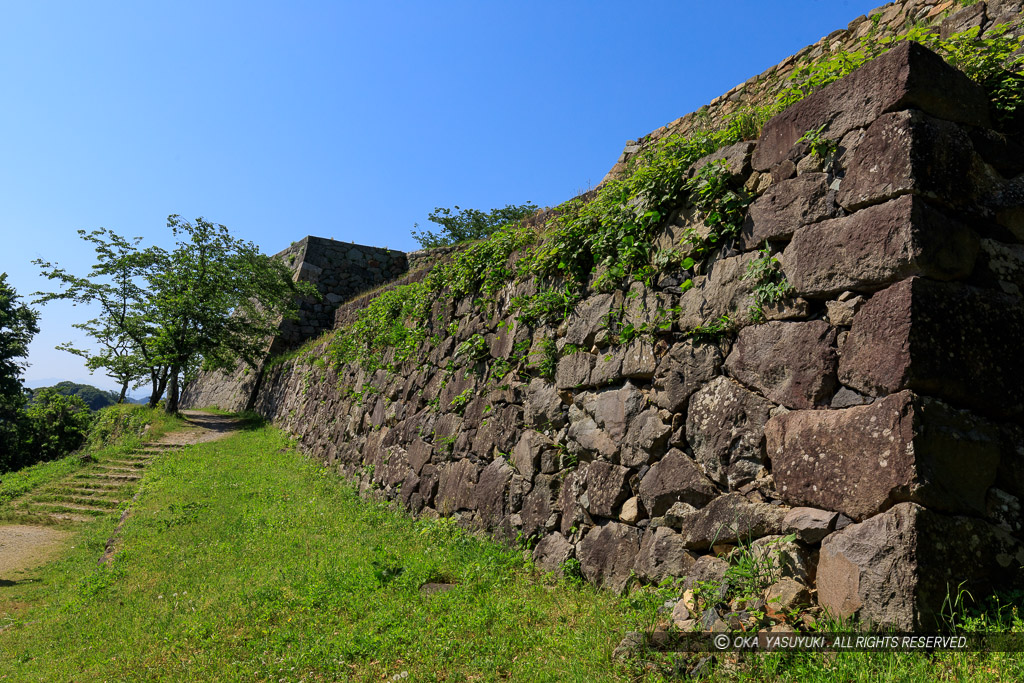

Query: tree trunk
[165,365,180,414]
[149,367,170,408]
[118,381,128,404]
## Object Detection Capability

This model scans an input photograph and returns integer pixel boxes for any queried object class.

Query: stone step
[78,472,142,482]
[26,501,109,516]
[98,459,149,468]
[33,493,121,509]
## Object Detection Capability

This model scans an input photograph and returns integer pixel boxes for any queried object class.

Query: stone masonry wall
[605,0,1024,183]
[181,236,409,412]
[186,2,1024,631]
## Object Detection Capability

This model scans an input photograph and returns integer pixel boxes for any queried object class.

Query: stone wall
[186,2,1024,631]
[276,236,408,348]
[181,236,411,412]
[604,0,1024,183]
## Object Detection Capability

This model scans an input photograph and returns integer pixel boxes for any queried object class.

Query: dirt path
[0,410,243,580]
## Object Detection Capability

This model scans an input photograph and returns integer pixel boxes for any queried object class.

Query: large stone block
[632,527,698,584]
[677,493,786,550]
[638,448,718,517]
[577,522,642,594]
[652,340,724,413]
[839,277,1024,418]
[740,173,834,247]
[725,320,837,409]
[818,503,1024,630]
[435,459,480,514]
[766,391,1000,521]
[837,110,983,212]
[586,461,633,519]
[686,376,774,489]
[753,41,990,171]
[782,195,979,298]
[476,458,514,531]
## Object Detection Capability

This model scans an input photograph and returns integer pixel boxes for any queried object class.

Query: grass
[0,405,184,511]
[1,424,1022,681]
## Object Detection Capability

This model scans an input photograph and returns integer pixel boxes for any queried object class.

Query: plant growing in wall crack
[743,246,794,323]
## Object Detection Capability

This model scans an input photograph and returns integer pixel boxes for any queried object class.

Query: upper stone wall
[276,236,409,349]
[604,0,1024,183]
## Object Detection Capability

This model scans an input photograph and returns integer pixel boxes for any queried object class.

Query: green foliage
[778,22,1024,123]
[426,222,536,300]
[34,228,163,402]
[509,284,581,326]
[0,273,39,468]
[743,246,795,323]
[537,337,559,380]
[32,381,121,411]
[798,123,838,160]
[684,160,751,253]
[685,314,733,342]
[23,388,93,461]
[411,202,539,249]
[328,282,430,372]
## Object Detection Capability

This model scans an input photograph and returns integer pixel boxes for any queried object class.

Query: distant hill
[31,381,123,411]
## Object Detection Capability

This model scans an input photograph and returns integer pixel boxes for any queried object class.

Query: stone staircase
[4,443,179,523]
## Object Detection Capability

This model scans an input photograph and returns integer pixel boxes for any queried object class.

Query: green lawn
[1,423,1021,682]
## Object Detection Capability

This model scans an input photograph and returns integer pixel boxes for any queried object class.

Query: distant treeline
[31,381,144,411]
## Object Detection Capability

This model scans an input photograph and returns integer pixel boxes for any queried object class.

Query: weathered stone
[663,501,698,529]
[725,321,837,409]
[577,522,643,594]
[622,340,656,379]
[638,449,718,517]
[687,377,774,489]
[678,493,785,550]
[766,391,1000,521]
[825,294,864,326]
[565,293,617,347]
[751,535,815,585]
[940,1,986,40]
[512,430,551,480]
[567,406,619,461]
[633,526,698,583]
[782,195,979,298]
[829,387,871,409]
[406,437,434,474]
[681,555,730,594]
[532,533,575,574]
[688,141,756,180]
[741,173,834,247]
[753,42,990,171]
[555,352,593,390]
[653,340,724,413]
[582,383,646,442]
[435,459,479,514]
[619,496,644,524]
[475,458,513,531]
[520,474,561,538]
[678,252,759,330]
[586,461,633,518]
[671,600,691,628]
[837,110,983,212]
[818,503,1024,630]
[621,409,671,467]
[590,346,625,386]
[524,378,565,429]
[978,238,1024,298]
[783,507,839,544]
[764,578,811,619]
[839,278,1024,418]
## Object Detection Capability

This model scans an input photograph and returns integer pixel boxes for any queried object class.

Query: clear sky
[1,0,883,395]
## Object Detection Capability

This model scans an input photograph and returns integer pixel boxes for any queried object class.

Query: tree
[0,273,39,469]
[35,229,163,404]
[24,388,92,460]
[146,215,317,413]
[410,202,539,249]
[36,216,317,414]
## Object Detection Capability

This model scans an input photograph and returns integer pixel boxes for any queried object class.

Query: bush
[24,388,93,461]
[411,203,539,249]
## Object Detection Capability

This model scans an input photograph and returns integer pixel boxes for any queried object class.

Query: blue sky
[1,0,882,394]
